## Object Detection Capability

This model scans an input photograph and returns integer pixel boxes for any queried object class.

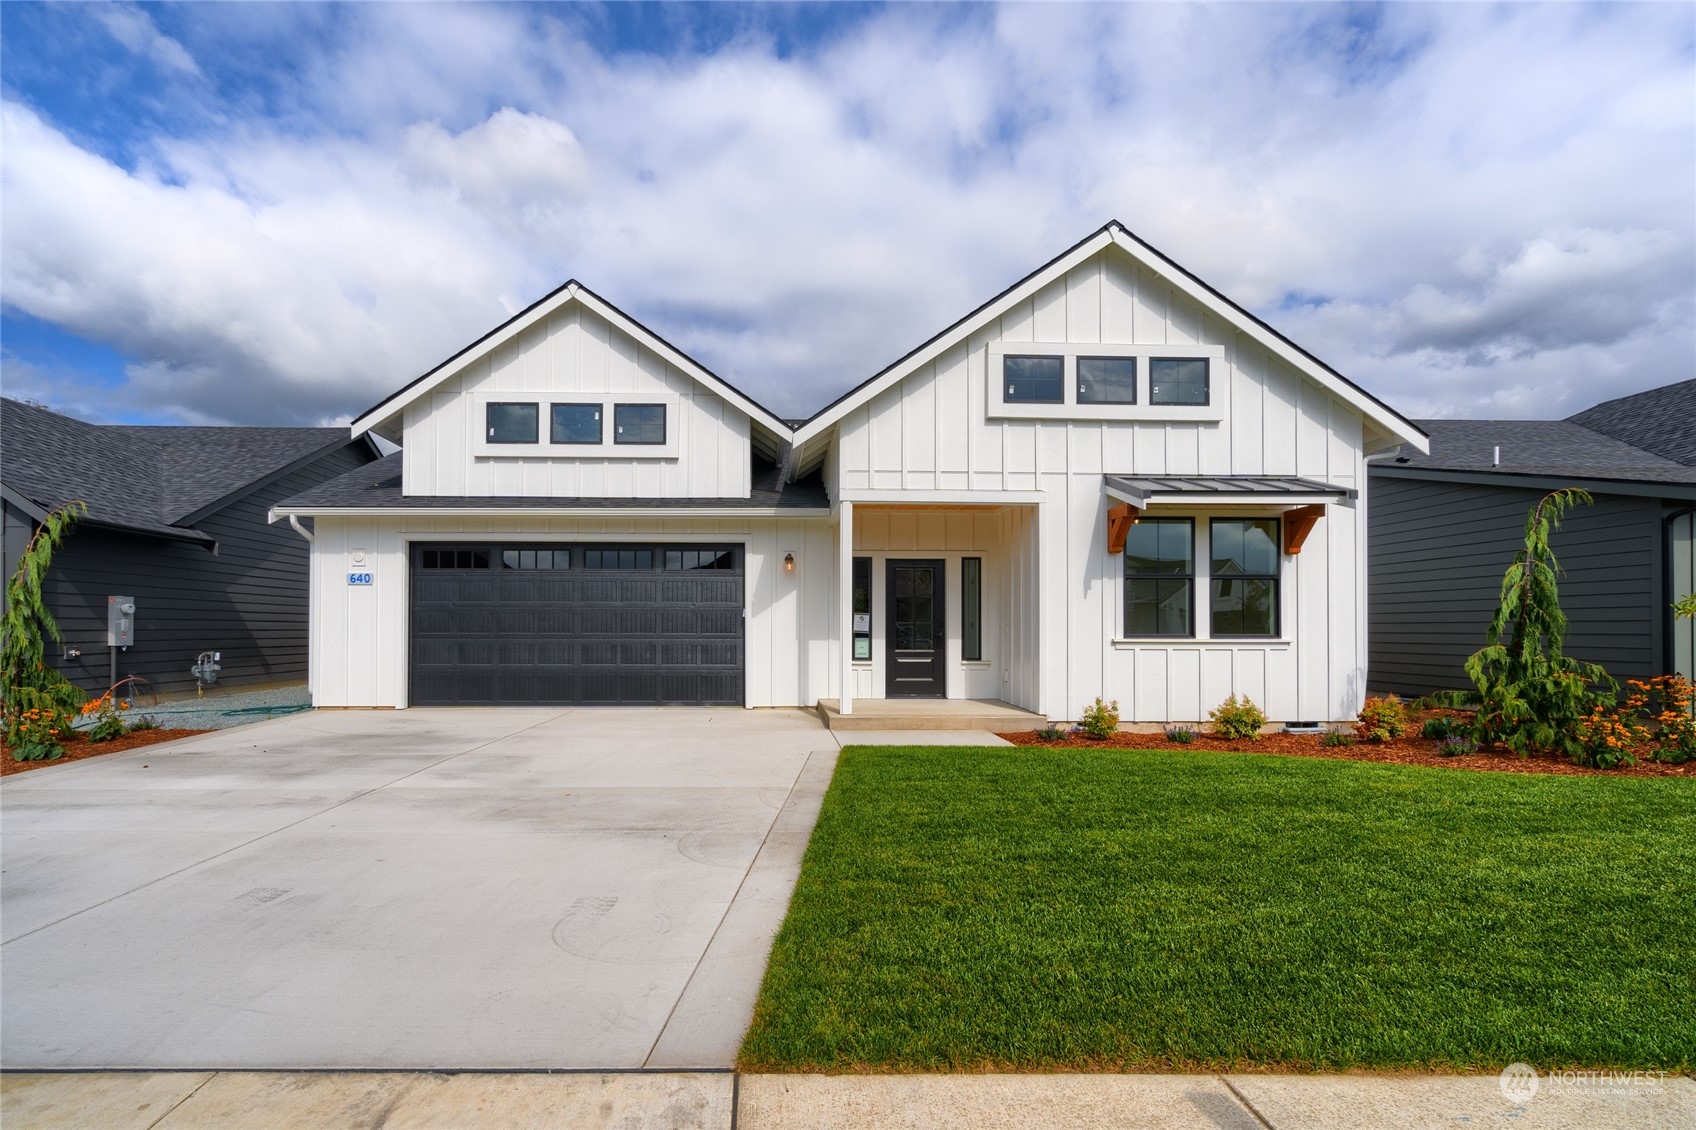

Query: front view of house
[273,223,1427,723]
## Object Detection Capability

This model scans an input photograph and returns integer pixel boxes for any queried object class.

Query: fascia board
[838,489,1048,505]
[1105,228,1429,453]
[790,230,1118,447]
[269,505,831,521]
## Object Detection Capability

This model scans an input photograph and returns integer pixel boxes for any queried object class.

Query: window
[1211,519,1280,636]
[1077,357,1137,404]
[961,557,983,661]
[550,403,601,445]
[1149,358,1209,406]
[1123,519,1193,636]
[852,558,872,660]
[664,549,734,570]
[486,402,538,444]
[582,548,654,569]
[614,403,666,445]
[500,549,568,570]
[420,548,490,570]
[1004,355,1063,403]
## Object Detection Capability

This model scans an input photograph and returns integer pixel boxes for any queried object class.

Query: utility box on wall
[107,595,136,648]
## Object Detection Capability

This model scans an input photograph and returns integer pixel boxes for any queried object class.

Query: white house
[273,222,1428,724]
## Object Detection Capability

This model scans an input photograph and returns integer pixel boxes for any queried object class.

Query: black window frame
[1077,356,1138,404]
[419,547,492,570]
[961,557,983,661]
[500,547,570,570]
[485,401,540,444]
[1148,358,1210,406]
[613,402,667,446]
[1122,518,1195,638]
[1208,518,1282,638]
[550,402,602,445]
[851,557,872,661]
[1003,354,1064,404]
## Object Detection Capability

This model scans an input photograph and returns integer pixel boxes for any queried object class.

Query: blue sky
[2,2,1692,426]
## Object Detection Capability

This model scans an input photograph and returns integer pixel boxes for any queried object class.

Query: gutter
[269,506,832,521]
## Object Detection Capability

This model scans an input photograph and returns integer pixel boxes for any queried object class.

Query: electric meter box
[107,596,136,648]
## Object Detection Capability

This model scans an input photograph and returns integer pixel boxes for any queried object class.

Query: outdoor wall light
[783,552,796,573]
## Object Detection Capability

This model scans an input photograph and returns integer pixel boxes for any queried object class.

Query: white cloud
[94,3,200,76]
[1,3,1691,424]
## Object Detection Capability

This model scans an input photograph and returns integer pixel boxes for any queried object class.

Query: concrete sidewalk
[4,1070,1691,1129]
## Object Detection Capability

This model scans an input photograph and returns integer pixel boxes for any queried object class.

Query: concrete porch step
[816,698,1047,732]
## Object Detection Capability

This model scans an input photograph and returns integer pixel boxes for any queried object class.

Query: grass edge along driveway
[739,746,1694,1073]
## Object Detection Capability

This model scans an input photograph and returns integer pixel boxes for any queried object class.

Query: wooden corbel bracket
[1283,504,1327,555]
[1107,503,1141,554]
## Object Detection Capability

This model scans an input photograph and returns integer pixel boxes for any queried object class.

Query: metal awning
[1103,474,1355,508]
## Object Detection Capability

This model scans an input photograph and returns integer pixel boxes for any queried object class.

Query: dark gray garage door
[409,543,744,706]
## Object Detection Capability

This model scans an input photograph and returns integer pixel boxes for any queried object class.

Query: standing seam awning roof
[1103,475,1355,506]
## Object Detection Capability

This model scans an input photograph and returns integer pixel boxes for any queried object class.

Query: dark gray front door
[409,543,743,706]
[886,559,945,697]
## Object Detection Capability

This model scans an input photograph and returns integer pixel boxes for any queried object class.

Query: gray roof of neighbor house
[1567,379,1696,466]
[0,398,369,542]
[273,452,831,513]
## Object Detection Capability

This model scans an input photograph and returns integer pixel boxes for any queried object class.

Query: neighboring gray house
[1368,380,1696,696]
[0,398,382,696]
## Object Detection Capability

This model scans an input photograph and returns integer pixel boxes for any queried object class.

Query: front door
[886,559,945,697]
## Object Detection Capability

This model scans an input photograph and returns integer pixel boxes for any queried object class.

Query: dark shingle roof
[1387,418,1696,485]
[1567,379,1696,466]
[276,452,831,512]
[0,398,356,540]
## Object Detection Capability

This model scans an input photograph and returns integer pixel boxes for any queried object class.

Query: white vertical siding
[836,242,1372,721]
[400,303,753,500]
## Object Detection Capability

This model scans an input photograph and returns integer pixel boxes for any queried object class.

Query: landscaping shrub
[1626,676,1696,765]
[1164,725,1196,744]
[1573,702,1644,769]
[1464,489,1615,760]
[1438,735,1479,757]
[2,501,87,758]
[1035,725,1066,742]
[81,692,130,742]
[1079,697,1119,739]
[1421,716,1459,740]
[1208,694,1266,740]
[1320,731,1354,748]
[1354,697,1409,743]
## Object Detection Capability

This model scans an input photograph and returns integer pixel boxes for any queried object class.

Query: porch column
[839,499,854,716]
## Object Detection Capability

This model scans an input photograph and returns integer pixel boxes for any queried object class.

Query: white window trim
[985,341,1227,422]
[471,391,681,458]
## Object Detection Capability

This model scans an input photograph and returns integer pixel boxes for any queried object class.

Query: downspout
[287,514,315,542]
[1664,504,1695,676]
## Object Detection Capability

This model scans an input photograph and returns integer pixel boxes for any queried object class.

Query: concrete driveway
[0,707,837,1070]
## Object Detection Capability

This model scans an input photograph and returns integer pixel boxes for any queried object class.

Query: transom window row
[1004,355,1209,406]
[486,401,666,445]
[1123,518,1281,638]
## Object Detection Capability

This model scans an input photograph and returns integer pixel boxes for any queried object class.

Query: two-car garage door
[409,542,744,706]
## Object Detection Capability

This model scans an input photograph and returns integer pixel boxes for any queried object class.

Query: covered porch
[830,495,1044,718]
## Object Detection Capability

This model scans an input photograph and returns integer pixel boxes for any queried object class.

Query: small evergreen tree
[1464,489,1612,759]
[3,501,88,757]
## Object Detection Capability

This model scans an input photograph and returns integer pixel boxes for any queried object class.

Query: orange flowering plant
[1573,701,1647,769]
[81,691,132,743]
[1625,676,1696,765]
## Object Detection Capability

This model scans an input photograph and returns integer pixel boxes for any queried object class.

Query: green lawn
[740,746,1695,1073]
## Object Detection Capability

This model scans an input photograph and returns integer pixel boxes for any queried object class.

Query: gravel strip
[111,684,313,732]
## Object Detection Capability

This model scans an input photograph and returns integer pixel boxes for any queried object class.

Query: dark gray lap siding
[1368,475,1663,696]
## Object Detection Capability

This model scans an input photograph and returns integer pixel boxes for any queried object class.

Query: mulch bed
[997,726,1695,777]
[1,728,211,776]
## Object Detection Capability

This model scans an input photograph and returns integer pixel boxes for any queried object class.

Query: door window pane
[961,557,982,661]
[1149,358,1209,405]
[551,403,601,444]
[614,403,666,445]
[1078,357,1137,404]
[852,558,872,660]
[1004,355,1063,403]
[486,402,538,443]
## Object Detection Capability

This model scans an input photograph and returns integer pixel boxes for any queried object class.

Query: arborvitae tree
[3,501,88,755]
[1464,488,1613,759]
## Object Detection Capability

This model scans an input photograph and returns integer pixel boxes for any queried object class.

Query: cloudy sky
[2,2,1692,427]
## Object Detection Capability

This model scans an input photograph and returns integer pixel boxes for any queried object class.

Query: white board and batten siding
[307,514,838,709]
[400,303,752,500]
[833,244,1372,722]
